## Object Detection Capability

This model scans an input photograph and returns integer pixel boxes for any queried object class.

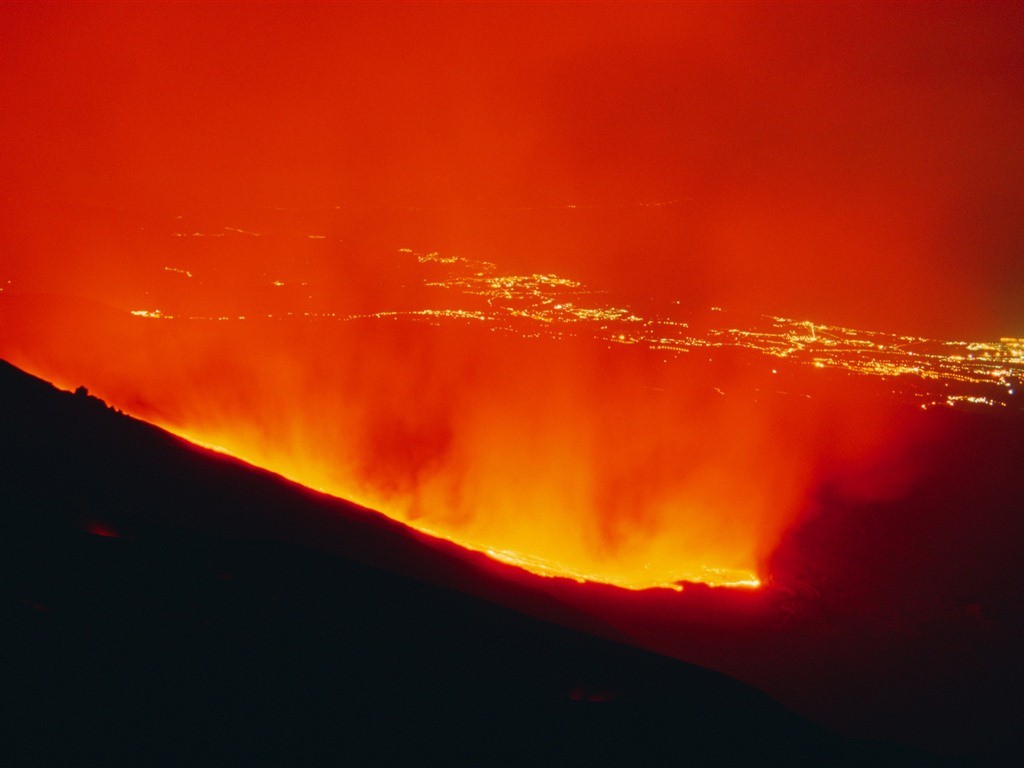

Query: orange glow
[2,240,990,591]
[2,3,1022,591]
[2,304,785,590]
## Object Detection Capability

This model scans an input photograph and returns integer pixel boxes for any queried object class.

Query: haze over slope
[2,2,1023,337]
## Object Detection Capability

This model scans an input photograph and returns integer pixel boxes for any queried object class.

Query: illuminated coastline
[134,240,1022,412]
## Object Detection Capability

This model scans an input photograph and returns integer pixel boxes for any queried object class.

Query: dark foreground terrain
[0,358,946,766]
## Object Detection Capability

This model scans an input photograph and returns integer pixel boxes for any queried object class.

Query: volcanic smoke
[4,209,1009,590]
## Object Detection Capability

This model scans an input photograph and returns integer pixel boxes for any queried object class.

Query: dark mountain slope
[1,359,943,765]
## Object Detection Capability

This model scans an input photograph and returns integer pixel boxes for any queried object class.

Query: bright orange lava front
[181,426,764,591]
[150,430,761,591]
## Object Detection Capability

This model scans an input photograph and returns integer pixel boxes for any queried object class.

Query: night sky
[3,1,1023,337]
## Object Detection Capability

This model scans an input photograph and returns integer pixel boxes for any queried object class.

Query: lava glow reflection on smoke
[5,214,1012,592]
[3,1,1024,593]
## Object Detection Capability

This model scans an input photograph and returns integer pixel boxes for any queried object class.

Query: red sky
[3,1,1023,336]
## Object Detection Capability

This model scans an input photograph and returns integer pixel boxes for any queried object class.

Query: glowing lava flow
[474,545,762,590]
[169,427,762,591]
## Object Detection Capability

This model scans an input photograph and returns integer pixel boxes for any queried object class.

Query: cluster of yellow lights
[156,234,1020,406]
[388,249,1023,402]
[406,248,496,273]
[173,225,261,238]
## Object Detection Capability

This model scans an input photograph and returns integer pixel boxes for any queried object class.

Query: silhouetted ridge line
[0,358,946,765]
